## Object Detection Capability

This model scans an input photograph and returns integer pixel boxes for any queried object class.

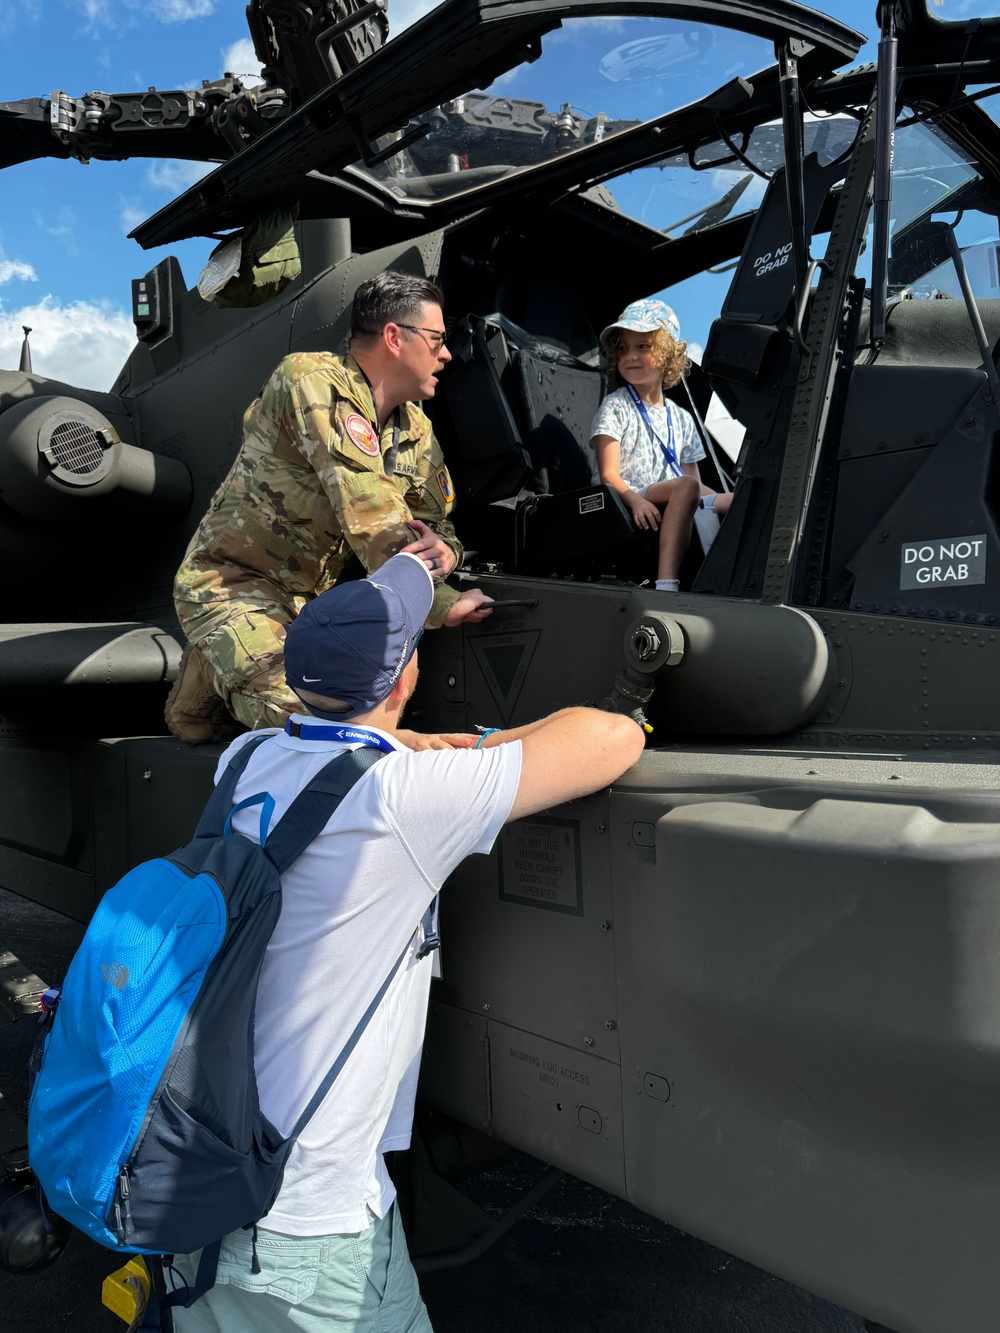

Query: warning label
[899,534,987,590]
[579,492,605,515]
[498,817,582,915]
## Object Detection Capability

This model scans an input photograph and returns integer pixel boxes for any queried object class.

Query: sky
[0,0,991,390]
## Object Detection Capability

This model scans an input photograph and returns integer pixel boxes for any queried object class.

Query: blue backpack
[27,733,404,1304]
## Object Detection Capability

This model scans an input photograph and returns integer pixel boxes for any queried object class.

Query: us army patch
[345,413,380,457]
[437,468,455,502]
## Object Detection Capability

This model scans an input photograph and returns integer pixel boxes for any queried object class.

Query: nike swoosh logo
[302,676,322,682]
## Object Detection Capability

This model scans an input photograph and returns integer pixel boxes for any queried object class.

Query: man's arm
[479,708,645,821]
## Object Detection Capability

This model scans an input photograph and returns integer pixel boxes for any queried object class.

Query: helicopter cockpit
[121,1,863,601]
[8,0,1000,736]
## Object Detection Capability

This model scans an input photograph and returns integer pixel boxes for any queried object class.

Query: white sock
[655,578,680,592]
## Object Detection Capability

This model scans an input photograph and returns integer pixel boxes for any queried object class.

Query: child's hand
[624,490,661,531]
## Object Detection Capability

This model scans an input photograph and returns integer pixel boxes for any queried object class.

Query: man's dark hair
[351,270,445,341]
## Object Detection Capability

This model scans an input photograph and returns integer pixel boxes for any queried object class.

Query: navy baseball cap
[284,552,434,718]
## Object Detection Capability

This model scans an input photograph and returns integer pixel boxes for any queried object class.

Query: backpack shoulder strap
[288,930,412,1143]
[194,733,272,840]
[262,747,385,875]
[264,746,405,1142]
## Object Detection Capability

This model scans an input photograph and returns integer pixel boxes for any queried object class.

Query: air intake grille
[48,420,106,475]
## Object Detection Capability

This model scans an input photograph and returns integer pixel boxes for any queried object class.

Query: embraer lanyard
[284,719,396,753]
[625,384,683,479]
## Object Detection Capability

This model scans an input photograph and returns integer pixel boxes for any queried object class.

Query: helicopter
[2,0,1000,1329]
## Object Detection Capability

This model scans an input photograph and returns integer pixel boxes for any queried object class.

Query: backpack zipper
[111,1164,134,1243]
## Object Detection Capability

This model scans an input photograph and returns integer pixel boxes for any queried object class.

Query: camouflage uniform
[169,352,462,739]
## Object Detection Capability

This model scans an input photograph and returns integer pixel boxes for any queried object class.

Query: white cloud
[222,37,264,86]
[38,207,79,258]
[74,0,212,32]
[387,0,439,36]
[80,0,110,25]
[155,0,213,19]
[147,160,211,192]
[936,0,1000,13]
[0,0,31,34]
[548,15,626,42]
[0,260,37,285]
[489,66,523,91]
[119,201,147,235]
[0,296,136,391]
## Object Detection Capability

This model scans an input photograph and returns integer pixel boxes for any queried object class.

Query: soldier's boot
[165,644,242,745]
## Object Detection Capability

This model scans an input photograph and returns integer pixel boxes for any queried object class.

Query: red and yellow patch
[436,468,455,503]
[345,413,380,457]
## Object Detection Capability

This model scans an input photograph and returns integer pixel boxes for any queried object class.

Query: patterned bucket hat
[600,298,681,348]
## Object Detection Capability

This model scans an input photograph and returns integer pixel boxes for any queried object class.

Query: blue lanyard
[625,385,682,479]
[284,719,396,753]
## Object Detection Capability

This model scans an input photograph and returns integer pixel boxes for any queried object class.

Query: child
[590,299,730,592]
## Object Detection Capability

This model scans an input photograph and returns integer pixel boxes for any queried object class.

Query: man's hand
[443,588,494,627]
[401,520,457,578]
[396,729,480,751]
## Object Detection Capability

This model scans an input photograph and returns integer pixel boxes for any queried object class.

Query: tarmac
[0,887,867,1333]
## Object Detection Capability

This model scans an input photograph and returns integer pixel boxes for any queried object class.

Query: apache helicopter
[4,0,1000,1329]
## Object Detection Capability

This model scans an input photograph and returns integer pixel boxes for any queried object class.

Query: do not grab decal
[899,534,987,589]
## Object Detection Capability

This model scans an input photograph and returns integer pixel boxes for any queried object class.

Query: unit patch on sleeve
[345,413,381,457]
[436,468,455,502]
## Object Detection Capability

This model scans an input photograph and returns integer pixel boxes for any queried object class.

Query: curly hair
[604,326,690,392]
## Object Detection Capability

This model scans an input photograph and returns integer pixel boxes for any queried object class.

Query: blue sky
[0,0,982,387]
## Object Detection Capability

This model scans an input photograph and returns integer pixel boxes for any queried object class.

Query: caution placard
[498,817,583,915]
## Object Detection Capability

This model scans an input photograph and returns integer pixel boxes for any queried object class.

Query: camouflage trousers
[166,601,302,742]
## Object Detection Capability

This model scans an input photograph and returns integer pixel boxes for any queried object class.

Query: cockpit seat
[436,314,636,571]
[508,339,600,494]
[436,312,722,579]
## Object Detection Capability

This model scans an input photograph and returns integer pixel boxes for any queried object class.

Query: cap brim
[600,320,665,346]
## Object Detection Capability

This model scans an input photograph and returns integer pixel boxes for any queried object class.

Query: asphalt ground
[0,888,867,1333]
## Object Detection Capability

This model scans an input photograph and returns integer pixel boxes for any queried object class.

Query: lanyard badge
[625,385,682,479]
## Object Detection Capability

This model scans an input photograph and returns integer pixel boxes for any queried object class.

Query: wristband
[474,728,501,749]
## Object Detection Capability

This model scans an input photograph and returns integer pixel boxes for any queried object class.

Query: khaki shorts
[170,1204,433,1333]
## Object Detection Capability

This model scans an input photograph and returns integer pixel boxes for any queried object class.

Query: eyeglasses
[397,324,447,353]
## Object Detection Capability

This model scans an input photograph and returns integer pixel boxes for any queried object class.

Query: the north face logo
[100,961,129,990]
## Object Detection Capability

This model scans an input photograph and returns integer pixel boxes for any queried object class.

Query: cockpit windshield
[868,118,997,299]
[350,16,775,204]
[603,114,858,237]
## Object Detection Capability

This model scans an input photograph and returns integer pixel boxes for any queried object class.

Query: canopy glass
[352,16,776,204]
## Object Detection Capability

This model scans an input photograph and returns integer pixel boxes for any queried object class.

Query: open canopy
[131,0,863,248]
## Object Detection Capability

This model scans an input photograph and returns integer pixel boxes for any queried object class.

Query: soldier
[167,270,492,743]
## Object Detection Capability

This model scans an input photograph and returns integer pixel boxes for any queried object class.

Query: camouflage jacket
[174,352,462,628]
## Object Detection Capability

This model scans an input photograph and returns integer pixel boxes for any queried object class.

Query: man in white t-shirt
[171,552,644,1333]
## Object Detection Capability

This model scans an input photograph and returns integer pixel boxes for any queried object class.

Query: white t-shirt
[215,719,521,1236]
[590,386,705,493]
